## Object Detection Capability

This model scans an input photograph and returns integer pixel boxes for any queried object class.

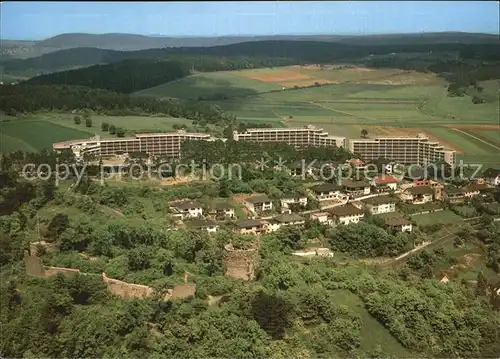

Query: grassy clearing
[135,72,282,99]
[411,210,463,226]
[42,113,194,137]
[0,119,92,153]
[328,289,412,357]
[424,127,497,154]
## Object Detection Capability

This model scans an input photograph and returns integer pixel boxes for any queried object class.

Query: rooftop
[405,186,434,195]
[329,203,365,217]
[374,175,399,185]
[309,183,341,193]
[363,195,397,205]
[214,202,235,210]
[245,194,272,203]
[173,200,203,210]
[234,219,264,228]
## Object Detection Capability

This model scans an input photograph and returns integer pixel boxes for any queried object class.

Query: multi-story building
[348,134,456,166]
[233,125,346,148]
[53,131,212,159]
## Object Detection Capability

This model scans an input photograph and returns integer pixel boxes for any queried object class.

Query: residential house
[444,187,468,203]
[372,175,399,192]
[171,200,204,219]
[362,195,397,215]
[213,202,236,219]
[400,186,434,204]
[234,219,267,235]
[188,219,219,233]
[274,213,306,227]
[481,168,500,186]
[310,212,333,225]
[309,183,347,202]
[341,179,371,198]
[329,204,365,225]
[244,194,273,214]
[385,217,413,233]
[288,160,313,177]
[280,193,308,211]
[263,219,281,233]
[467,182,495,197]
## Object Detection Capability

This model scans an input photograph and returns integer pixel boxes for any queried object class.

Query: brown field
[358,125,464,154]
[280,79,336,87]
[240,70,311,83]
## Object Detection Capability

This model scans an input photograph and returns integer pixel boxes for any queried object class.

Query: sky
[2,1,499,40]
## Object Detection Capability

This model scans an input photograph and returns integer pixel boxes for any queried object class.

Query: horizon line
[4,30,499,42]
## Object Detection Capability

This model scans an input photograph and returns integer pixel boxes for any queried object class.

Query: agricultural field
[0,119,92,153]
[411,210,463,226]
[0,113,194,153]
[135,72,283,99]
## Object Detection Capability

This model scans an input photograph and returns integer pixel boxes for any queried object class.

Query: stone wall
[24,250,195,301]
[223,243,259,281]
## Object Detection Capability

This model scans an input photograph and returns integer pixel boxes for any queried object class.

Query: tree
[116,128,125,137]
[475,271,488,296]
[101,122,110,131]
[361,129,368,138]
[48,213,69,239]
[73,115,81,125]
[109,124,116,135]
[85,117,92,127]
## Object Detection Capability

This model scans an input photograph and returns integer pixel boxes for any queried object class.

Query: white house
[309,183,348,202]
[280,193,308,210]
[372,175,399,192]
[341,179,371,198]
[399,186,434,204]
[362,195,397,215]
[172,200,204,219]
[263,220,282,233]
[329,204,365,225]
[310,212,333,225]
[481,168,500,186]
[213,202,236,219]
[188,219,219,233]
[385,217,413,233]
[274,213,306,227]
[244,194,273,214]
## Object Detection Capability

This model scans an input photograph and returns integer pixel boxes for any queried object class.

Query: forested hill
[22,55,295,93]
[2,37,499,76]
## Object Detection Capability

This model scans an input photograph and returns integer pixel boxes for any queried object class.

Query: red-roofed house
[371,175,399,192]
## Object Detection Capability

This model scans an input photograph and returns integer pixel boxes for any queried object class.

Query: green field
[135,72,283,99]
[328,289,412,357]
[411,210,463,226]
[0,120,92,152]
[0,113,195,154]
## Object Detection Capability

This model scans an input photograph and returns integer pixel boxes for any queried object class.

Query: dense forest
[24,59,190,93]
[0,84,234,127]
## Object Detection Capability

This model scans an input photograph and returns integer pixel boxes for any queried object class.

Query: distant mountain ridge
[1,31,498,59]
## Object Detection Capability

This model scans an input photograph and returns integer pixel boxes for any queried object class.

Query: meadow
[2,65,499,166]
[0,113,194,153]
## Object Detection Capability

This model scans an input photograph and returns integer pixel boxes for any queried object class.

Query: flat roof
[310,183,341,193]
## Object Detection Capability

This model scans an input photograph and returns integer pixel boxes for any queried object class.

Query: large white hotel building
[53,127,455,165]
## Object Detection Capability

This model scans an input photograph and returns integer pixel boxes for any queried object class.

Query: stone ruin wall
[24,250,194,301]
[223,243,259,281]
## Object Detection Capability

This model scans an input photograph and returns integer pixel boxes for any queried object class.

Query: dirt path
[451,128,500,151]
